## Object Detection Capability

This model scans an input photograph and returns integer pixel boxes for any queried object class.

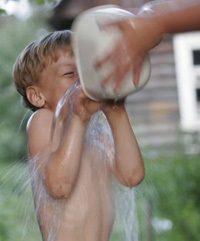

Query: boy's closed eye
[64,71,74,75]
[63,71,78,77]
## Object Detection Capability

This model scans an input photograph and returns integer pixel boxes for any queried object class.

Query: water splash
[0,160,41,240]
[1,81,141,241]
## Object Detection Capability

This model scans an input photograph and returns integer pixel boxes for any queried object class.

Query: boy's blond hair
[13,30,72,111]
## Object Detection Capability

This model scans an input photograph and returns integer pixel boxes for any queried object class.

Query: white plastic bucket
[71,5,151,101]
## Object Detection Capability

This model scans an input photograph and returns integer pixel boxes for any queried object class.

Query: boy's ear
[26,86,45,108]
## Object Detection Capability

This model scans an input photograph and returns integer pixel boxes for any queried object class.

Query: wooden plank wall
[125,36,181,152]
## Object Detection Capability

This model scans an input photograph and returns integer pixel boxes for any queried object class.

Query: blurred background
[0,0,200,240]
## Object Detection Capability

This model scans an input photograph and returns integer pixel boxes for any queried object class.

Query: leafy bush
[0,10,51,163]
[0,9,50,240]
[0,161,41,241]
[136,153,200,241]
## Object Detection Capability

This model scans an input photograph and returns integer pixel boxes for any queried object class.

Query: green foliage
[136,153,200,241]
[35,0,57,4]
[0,9,51,239]
[0,161,41,240]
[0,10,51,163]
[1,152,199,240]
[0,9,6,14]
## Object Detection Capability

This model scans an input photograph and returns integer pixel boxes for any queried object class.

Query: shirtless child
[13,30,144,241]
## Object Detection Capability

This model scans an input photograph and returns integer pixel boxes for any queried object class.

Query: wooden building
[128,31,200,154]
[126,35,180,152]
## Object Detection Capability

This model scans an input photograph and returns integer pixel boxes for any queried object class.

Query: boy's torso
[34,148,115,241]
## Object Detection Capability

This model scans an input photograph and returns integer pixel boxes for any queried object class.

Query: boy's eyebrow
[62,63,76,68]
[62,61,76,66]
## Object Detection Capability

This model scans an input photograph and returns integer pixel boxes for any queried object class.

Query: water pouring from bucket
[71,5,151,101]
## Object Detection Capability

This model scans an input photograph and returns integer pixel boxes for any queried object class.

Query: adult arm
[96,0,200,89]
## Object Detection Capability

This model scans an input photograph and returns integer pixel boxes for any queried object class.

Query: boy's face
[38,51,78,111]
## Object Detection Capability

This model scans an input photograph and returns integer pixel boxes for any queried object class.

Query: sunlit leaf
[35,0,45,5]
[0,8,7,14]
[34,0,58,5]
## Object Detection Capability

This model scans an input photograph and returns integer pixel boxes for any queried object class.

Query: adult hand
[95,12,163,90]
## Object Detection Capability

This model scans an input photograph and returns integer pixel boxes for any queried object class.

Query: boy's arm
[27,91,101,199]
[27,108,87,199]
[102,102,144,187]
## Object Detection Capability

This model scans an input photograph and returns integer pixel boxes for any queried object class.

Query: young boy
[13,30,144,241]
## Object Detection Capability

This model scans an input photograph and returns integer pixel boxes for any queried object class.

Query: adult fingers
[132,58,144,87]
[95,36,121,69]
[113,61,132,91]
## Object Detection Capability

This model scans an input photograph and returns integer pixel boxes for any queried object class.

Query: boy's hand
[72,87,101,122]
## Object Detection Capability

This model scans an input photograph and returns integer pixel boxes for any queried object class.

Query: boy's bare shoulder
[27,108,54,131]
[26,109,54,157]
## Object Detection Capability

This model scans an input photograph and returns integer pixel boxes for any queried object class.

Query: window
[193,50,200,65]
[173,32,200,131]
